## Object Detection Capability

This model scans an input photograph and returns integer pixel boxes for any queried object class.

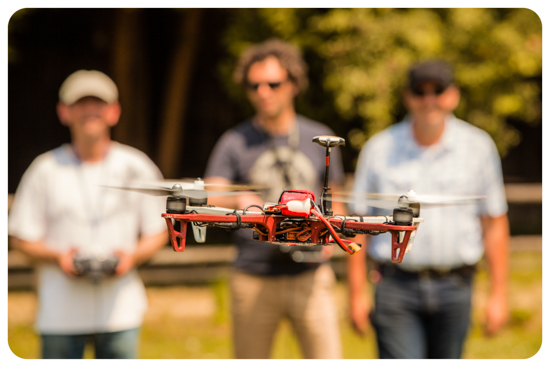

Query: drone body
[162,201,422,263]
[161,179,423,263]
[103,135,482,263]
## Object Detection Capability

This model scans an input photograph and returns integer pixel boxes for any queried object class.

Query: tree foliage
[219,8,542,157]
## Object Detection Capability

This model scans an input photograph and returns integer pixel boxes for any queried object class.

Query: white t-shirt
[8,142,166,334]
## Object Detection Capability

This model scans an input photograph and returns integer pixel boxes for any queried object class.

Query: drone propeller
[148,179,267,192]
[330,189,485,209]
[328,195,400,209]
[99,178,265,200]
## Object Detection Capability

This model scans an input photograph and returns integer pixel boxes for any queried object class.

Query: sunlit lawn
[8,251,542,359]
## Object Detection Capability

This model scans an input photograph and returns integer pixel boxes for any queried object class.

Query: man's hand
[12,239,79,277]
[58,248,78,277]
[347,234,370,337]
[321,245,334,259]
[485,292,508,336]
[350,294,371,337]
[481,214,510,337]
[111,231,167,277]
[113,250,136,276]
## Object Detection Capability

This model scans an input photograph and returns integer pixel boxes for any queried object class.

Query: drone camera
[393,207,413,225]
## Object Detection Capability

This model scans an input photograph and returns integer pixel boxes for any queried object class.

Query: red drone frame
[158,136,422,263]
[162,206,418,263]
[103,136,425,263]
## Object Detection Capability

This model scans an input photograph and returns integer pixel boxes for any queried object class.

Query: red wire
[269,202,361,255]
[310,209,360,255]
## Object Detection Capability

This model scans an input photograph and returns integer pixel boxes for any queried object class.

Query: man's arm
[348,234,370,336]
[481,214,510,336]
[328,183,346,216]
[11,238,78,276]
[12,230,168,278]
[115,230,168,276]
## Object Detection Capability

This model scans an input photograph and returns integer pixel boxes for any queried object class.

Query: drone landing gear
[165,217,187,252]
[162,207,421,262]
[391,231,412,263]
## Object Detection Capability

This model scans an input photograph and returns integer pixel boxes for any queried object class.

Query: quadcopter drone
[104,136,482,263]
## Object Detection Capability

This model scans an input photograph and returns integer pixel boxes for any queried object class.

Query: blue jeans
[371,265,473,359]
[41,327,140,359]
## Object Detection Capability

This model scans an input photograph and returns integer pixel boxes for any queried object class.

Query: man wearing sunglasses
[349,60,509,358]
[205,39,345,359]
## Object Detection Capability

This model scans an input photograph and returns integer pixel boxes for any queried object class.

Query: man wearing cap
[8,70,168,358]
[348,60,509,358]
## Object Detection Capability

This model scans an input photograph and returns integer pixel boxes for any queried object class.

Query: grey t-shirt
[204,115,345,275]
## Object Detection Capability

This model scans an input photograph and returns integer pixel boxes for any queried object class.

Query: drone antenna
[312,136,345,216]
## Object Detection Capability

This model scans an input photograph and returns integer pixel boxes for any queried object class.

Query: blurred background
[7,8,542,359]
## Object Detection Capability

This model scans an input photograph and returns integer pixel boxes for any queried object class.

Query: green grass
[8,251,542,359]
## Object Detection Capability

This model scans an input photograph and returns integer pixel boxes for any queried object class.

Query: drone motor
[392,207,414,225]
[166,196,187,214]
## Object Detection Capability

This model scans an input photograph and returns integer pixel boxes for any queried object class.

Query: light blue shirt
[352,115,507,270]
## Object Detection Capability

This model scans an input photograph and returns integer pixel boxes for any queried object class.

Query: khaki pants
[230,264,342,359]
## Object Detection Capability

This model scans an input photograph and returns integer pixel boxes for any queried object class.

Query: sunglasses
[411,86,446,97]
[247,80,287,91]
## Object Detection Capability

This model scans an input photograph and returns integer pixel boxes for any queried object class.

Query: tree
[218,8,542,158]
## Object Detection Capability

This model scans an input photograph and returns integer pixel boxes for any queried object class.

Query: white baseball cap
[58,70,119,105]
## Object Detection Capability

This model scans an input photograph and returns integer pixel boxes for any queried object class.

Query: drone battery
[278,190,315,218]
[278,190,315,204]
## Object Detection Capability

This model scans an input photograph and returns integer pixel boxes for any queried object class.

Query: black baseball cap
[408,60,454,91]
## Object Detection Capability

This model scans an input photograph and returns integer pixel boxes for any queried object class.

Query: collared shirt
[352,115,507,270]
[8,142,166,334]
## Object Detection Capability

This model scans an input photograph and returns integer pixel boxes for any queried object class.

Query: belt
[378,262,477,279]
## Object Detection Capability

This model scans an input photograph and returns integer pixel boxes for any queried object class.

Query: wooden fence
[7,183,542,290]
